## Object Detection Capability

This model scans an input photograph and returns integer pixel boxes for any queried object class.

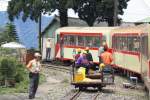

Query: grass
[0,73,46,94]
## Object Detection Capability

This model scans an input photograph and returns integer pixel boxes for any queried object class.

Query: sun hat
[34,52,41,57]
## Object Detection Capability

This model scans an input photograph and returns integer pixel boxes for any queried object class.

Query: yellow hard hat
[76,48,81,52]
[99,63,105,70]
[82,50,87,54]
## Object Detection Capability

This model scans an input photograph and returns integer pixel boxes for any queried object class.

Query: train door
[140,34,149,79]
[124,35,141,74]
[60,33,64,60]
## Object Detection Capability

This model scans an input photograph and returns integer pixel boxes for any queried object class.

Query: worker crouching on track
[26,52,42,99]
[75,51,90,74]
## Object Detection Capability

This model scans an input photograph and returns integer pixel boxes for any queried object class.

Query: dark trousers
[99,56,103,64]
[80,64,90,74]
[46,48,51,60]
[29,72,39,98]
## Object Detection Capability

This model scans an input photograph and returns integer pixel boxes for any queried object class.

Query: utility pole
[39,13,42,53]
[114,0,118,26]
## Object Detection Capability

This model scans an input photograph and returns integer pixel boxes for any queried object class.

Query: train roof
[55,27,117,34]
[111,24,150,35]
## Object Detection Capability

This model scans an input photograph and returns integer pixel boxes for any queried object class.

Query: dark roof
[42,15,108,36]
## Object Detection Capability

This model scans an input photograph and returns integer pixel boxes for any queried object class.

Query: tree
[7,0,74,51]
[76,0,130,26]
[77,0,97,26]
[0,23,19,45]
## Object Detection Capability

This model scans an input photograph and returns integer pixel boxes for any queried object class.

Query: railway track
[42,64,71,73]
[93,92,100,100]
[61,90,101,100]
[70,91,82,100]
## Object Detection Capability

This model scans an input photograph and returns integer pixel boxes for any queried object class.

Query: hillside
[0,11,54,48]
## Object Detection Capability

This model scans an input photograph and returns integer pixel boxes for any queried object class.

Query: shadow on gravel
[101,89,114,94]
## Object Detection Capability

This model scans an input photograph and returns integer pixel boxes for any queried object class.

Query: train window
[133,37,140,52]
[113,36,125,50]
[63,35,76,46]
[102,36,106,44]
[122,36,128,51]
[115,36,120,50]
[85,36,93,47]
[93,36,100,47]
[85,36,100,47]
[112,36,116,49]
[113,35,140,52]
[78,36,84,46]
[117,36,123,50]
[69,35,76,46]
[128,37,134,51]
[63,35,68,45]
[141,36,148,58]
[127,36,140,52]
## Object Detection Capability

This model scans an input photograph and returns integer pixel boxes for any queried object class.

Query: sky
[0,0,150,22]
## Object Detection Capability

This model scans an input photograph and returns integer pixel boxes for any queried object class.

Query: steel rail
[93,92,100,100]
[70,91,82,100]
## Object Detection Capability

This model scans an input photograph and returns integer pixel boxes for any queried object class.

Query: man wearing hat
[46,38,52,61]
[85,47,93,63]
[26,52,42,99]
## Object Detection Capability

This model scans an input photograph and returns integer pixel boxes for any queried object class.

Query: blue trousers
[29,72,39,98]
[46,48,51,60]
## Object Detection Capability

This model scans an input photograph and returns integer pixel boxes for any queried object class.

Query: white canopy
[1,42,26,49]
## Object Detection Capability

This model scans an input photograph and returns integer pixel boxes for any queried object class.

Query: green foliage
[0,23,19,45]
[0,57,26,87]
[7,0,130,27]
[0,73,46,94]
[77,0,97,26]
[0,53,46,93]
[76,0,130,26]
[7,0,74,26]
[7,0,54,22]
[0,48,21,62]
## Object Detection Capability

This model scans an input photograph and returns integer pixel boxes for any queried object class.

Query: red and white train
[54,24,150,93]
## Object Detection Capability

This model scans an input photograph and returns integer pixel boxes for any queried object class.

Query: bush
[15,63,25,83]
[0,57,26,87]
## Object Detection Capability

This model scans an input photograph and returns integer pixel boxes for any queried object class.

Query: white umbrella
[1,42,26,49]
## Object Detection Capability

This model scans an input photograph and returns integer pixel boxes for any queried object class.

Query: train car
[54,27,117,63]
[111,24,150,94]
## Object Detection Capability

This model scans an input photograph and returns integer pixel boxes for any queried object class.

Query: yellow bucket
[74,67,86,82]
